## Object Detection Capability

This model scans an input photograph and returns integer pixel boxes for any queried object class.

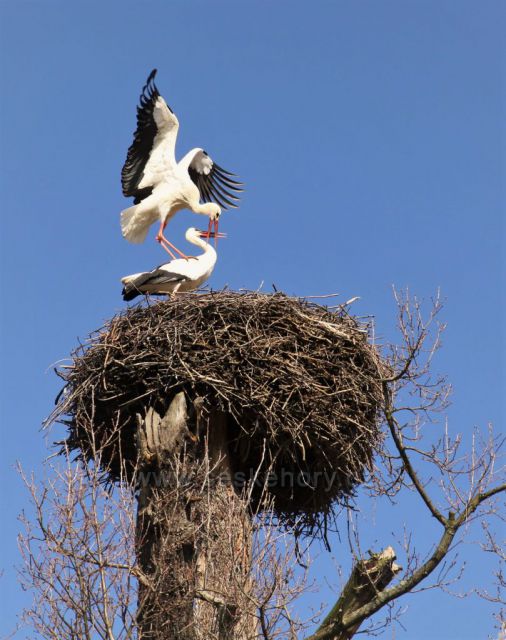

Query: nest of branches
[51,290,385,533]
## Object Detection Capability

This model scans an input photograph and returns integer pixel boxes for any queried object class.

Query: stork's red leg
[158,234,195,260]
[155,220,194,260]
[213,217,219,248]
[158,238,178,259]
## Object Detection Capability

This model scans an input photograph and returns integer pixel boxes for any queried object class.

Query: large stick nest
[51,291,385,534]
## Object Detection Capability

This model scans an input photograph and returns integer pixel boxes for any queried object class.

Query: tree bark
[135,393,256,639]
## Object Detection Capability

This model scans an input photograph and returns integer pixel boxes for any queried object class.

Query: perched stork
[120,69,242,259]
[121,227,225,301]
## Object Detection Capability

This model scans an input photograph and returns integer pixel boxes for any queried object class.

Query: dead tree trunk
[135,392,256,639]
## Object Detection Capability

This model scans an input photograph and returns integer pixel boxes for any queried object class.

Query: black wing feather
[208,181,240,209]
[121,69,174,203]
[197,175,213,203]
[122,268,187,301]
[188,161,243,209]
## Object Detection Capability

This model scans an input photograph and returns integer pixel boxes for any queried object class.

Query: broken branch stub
[309,547,402,640]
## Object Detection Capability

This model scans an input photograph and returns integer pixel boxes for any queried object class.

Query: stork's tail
[122,281,142,302]
[120,205,152,244]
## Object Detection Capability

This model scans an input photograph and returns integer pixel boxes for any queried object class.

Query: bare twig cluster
[18,450,138,639]
[307,289,505,639]
[18,440,317,639]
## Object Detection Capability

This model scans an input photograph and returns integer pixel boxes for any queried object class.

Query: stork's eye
[203,150,208,156]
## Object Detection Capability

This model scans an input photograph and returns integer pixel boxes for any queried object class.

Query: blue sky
[0,1,504,638]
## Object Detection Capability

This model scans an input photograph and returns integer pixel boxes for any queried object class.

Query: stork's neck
[193,202,214,215]
[188,234,217,256]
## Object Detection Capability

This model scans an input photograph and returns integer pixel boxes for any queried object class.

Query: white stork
[120,69,242,259]
[121,227,225,301]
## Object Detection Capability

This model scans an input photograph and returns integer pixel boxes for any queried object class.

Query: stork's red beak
[198,230,227,239]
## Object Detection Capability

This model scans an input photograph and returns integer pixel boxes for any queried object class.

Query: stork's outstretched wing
[188,150,243,210]
[121,69,180,203]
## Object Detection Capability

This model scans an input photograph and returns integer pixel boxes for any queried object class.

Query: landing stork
[120,69,242,259]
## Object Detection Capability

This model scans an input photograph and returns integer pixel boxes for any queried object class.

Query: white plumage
[121,69,242,258]
[121,227,224,301]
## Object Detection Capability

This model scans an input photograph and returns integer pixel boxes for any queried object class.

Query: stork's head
[200,202,221,220]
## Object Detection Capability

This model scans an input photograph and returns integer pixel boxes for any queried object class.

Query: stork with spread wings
[120,69,242,259]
